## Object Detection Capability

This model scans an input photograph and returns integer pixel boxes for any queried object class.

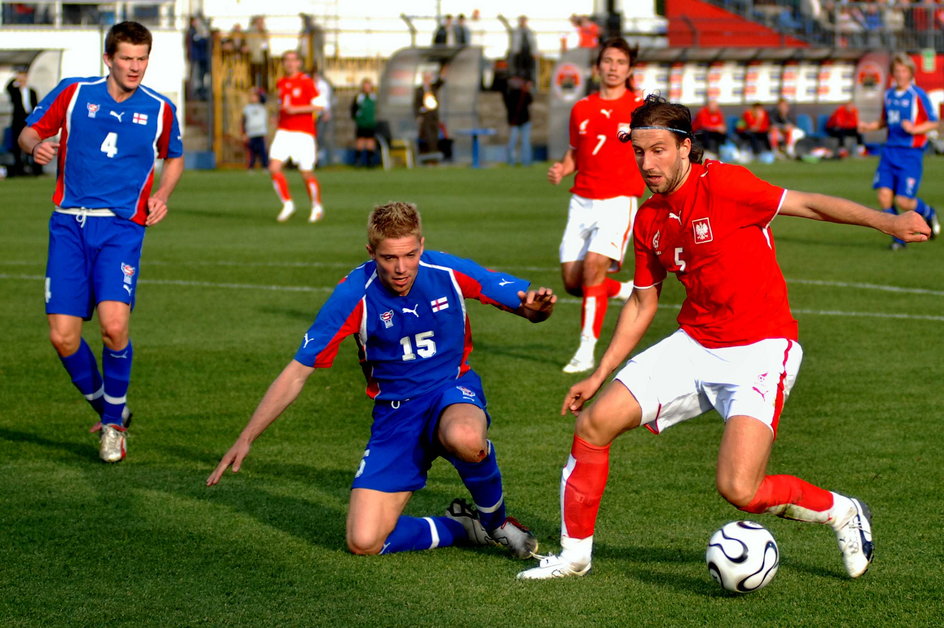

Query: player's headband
[631,125,692,137]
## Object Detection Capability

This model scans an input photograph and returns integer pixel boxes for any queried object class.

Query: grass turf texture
[1,159,942,626]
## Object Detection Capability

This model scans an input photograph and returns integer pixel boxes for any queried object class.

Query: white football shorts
[614,329,803,436]
[269,129,318,171]
[559,194,637,272]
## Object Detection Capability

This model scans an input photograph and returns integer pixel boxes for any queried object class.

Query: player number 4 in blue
[100,131,119,158]
[400,331,437,361]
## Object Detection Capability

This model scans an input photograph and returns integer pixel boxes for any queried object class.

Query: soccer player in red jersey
[548,38,645,374]
[519,95,931,581]
[269,50,325,223]
[691,98,727,157]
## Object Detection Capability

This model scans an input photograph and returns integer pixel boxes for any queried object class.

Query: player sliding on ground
[518,95,930,580]
[209,201,556,559]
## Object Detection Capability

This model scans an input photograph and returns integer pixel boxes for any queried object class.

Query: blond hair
[890,53,915,78]
[367,202,423,249]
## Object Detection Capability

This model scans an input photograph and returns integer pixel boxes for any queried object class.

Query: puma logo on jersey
[302,332,315,348]
[109,111,125,122]
[498,279,513,286]
[402,305,420,317]
[600,108,613,119]
[668,212,682,223]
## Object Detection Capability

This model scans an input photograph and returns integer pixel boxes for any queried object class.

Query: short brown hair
[105,21,152,56]
[596,37,639,91]
[367,202,423,249]
[631,94,704,164]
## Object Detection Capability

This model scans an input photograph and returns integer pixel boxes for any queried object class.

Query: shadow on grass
[0,426,98,462]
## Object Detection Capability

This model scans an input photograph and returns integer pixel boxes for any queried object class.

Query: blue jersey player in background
[208,201,557,559]
[860,53,940,250]
[19,21,184,462]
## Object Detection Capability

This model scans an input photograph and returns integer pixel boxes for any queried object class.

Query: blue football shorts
[45,211,146,319]
[872,146,924,199]
[352,370,490,493]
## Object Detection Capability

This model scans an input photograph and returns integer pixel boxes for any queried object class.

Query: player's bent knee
[346,529,386,556]
[716,478,758,510]
[48,331,80,357]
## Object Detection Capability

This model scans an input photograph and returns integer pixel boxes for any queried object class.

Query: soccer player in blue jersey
[18,21,184,462]
[860,53,940,250]
[208,201,556,559]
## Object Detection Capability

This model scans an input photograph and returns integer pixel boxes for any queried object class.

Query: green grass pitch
[1,158,942,626]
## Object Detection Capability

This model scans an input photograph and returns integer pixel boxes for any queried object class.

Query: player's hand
[31,141,59,165]
[894,210,931,243]
[900,120,914,134]
[547,162,565,185]
[146,195,169,226]
[561,376,603,417]
[206,439,252,486]
[517,287,556,322]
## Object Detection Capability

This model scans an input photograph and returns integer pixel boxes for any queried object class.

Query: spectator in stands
[561,14,582,52]
[223,23,249,55]
[578,15,600,48]
[5,68,41,177]
[861,2,885,47]
[242,88,269,170]
[454,14,471,46]
[883,2,906,49]
[769,98,804,159]
[835,5,864,47]
[248,15,270,88]
[737,102,771,157]
[187,14,211,100]
[510,15,537,82]
[826,100,863,157]
[692,98,728,158]
[433,15,454,45]
[504,76,533,167]
[414,70,445,163]
[351,78,378,168]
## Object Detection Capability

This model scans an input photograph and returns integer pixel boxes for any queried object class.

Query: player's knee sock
[448,441,506,531]
[580,283,609,340]
[303,174,321,205]
[380,515,467,553]
[561,435,610,540]
[59,338,104,417]
[914,198,934,219]
[101,341,132,426]
[270,172,291,203]
[739,474,835,524]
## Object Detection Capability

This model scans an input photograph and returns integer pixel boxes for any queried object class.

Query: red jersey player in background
[270,50,325,223]
[548,38,644,374]
[519,95,931,580]
[692,98,727,158]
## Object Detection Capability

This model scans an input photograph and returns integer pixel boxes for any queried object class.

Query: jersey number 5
[100,132,119,158]
[400,331,437,361]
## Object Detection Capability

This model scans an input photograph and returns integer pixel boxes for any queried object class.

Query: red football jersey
[277,72,318,135]
[569,91,645,199]
[632,160,797,348]
[692,107,726,132]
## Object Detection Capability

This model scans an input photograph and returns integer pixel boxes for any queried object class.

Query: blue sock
[102,341,132,425]
[379,515,467,554]
[914,198,934,219]
[448,441,506,532]
[59,339,104,416]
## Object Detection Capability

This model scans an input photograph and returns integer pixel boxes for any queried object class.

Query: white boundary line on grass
[3,272,944,322]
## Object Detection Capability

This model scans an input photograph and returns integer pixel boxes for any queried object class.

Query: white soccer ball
[706,521,779,593]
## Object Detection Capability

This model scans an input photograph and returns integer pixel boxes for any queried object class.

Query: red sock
[271,172,291,203]
[562,435,610,539]
[741,474,835,523]
[603,277,622,297]
[580,283,609,339]
[304,174,321,204]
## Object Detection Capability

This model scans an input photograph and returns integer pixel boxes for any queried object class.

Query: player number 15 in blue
[400,331,437,361]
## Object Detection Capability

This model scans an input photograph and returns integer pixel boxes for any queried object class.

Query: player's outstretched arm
[779,190,930,243]
[515,287,556,322]
[561,286,659,416]
[206,359,315,486]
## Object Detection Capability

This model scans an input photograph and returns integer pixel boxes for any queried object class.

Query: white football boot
[276,200,296,222]
[831,493,874,578]
[517,553,591,580]
[309,204,324,223]
[99,424,127,463]
[562,335,596,374]
[489,517,539,559]
[615,281,634,302]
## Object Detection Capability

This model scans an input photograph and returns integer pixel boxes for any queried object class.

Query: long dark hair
[630,94,704,164]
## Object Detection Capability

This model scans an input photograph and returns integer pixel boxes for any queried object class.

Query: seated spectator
[577,15,600,48]
[826,101,863,156]
[768,98,804,159]
[692,99,728,158]
[737,102,772,156]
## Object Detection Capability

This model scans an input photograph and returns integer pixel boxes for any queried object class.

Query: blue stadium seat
[726,115,740,140]
[795,113,813,137]
[817,114,830,137]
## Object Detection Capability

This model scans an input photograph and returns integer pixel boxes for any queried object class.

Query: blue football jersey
[294,250,530,401]
[882,84,937,150]
[27,76,183,224]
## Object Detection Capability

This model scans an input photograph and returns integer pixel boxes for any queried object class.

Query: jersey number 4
[400,331,437,361]
[100,132,119,158]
